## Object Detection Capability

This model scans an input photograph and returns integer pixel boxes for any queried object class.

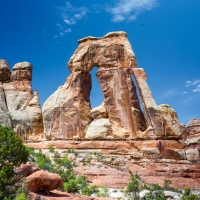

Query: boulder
[159,104,181,139]
[15,162,39,177]
[26,170,63,192]
[85,118,112,139]
[90,102,108,119]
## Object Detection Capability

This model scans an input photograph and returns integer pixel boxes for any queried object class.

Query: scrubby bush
[14,192,26,200]
[48,145,55,153]
[164,179,172,190]
[181,188,199,200]
[63,179,79,193]
[35,150,52,170]
[54,155,72,168]
[125,175,140,200]
[0,125,29,198]
[144,184,166,200]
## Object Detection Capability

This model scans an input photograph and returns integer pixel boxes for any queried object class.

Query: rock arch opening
[90,66,104,109]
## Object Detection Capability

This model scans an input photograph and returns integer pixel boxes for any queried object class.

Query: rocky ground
[23,141,200,199]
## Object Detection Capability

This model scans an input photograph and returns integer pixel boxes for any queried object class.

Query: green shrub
[164,179,172,189]
[54,155,72,168]
[54,151,60,158]
[0,125,29,198]
[14,192,26,200]
[81,186,91,196]
[67,148,75,153]
[35,150,52,170]
[144,184,166,200]
[181,188,199,200]
[77,176,87,189]
[48,146,55,153]
[125,175,140,200]
[63,179,79,193]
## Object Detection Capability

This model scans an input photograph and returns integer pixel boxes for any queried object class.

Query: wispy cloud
[165,89,177,97]
[182,91,188,95]
[107,0,158,22]
[193,85,200,92]
[60,2,88,25]
[55,24,72,38]
[55,2,88,38]
[185,79,200,92]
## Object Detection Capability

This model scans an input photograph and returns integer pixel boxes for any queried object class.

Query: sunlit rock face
[0,60,43,141]
[0,85,12,128]
[96,68,146,139]
[68,31,137,72]
[11,62,32,81]
[42,71,92,139]
[182,118,200,162]
[159,104,181,139]
[0,59,11,81]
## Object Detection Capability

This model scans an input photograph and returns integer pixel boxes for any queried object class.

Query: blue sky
[1,0,200,125]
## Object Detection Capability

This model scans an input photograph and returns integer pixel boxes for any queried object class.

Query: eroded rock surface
[42,72,91,139]
[133,68,182,139]
[182,118,200,163]
[85,118,112,139]
[0,59,11,81]
[0,60,43,141]
[159,104,181,139]
[0,85,12,128]
[68,31,137,72]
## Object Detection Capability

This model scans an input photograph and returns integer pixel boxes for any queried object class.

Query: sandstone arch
[42,31,182,140]
[43,32,146,139]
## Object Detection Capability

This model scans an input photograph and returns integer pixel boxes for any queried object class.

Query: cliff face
[0,60,43,141]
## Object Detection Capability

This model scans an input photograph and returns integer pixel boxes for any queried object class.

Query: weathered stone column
[2,61,44,141]
[133,68,164,137]
[97,68,146,139]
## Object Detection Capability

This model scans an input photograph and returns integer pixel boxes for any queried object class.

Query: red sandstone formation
[0,60,43,141]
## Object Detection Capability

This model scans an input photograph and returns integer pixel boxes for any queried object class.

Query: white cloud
[185,79,200,92]
[64,19,76,25]
[65,28,72,33]
[60,2,88,25]
[182,91,188,94]
[55,2,87,38]
[107,0,158,22]
[193,85,200,92]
